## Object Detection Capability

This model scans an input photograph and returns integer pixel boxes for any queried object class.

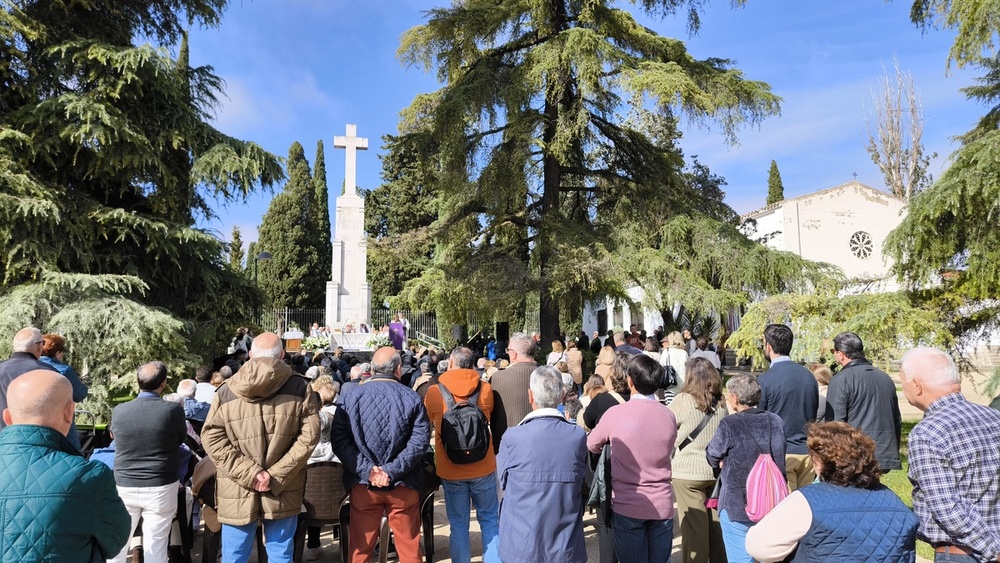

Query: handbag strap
[735,412,773,457]
[677,396,720,451]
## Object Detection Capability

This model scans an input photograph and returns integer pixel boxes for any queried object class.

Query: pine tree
[767,160,785,205]
[395,0,789,341]
[229,226,245,271]
[256,142,326,308]
[365,134,440,310]
[313,140,333,285]
[886,54,1000,396]
[0,1,282,419]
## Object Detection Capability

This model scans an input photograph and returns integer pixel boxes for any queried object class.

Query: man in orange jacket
[424,347,498,563]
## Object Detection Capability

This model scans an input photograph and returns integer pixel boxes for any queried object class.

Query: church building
[743,180,907,290]
[581,180,907,337]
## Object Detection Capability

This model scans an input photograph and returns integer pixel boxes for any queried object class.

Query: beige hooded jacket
[202,357,319,525]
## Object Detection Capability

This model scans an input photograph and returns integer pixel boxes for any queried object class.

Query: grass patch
[882,420,934,560]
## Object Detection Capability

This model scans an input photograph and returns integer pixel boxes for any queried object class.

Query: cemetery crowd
[0,323,998,563]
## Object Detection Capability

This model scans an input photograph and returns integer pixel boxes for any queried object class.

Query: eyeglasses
[34,340,44,346]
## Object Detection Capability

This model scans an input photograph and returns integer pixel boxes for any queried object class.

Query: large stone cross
[333,123,368,197]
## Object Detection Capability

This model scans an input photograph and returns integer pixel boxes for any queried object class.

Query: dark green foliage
[365,134,439,310]
[0,0,281,417]
[766,160,784,205]
[394,0,788,342]
[313,140,333,286]
[256,142,325,308]
[229,225,245,271]
[908,0,1000,68]
[885,54,1000,393]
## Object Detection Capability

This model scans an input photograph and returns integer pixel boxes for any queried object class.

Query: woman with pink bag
[706,373,786,563]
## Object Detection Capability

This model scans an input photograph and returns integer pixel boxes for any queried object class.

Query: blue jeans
[934,552,981,562]
[612,512,673,563]
[221,515,298,563]
[719,509,753,563]
[442,474,500,563]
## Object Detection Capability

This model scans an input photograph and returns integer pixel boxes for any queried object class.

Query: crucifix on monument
[333,123,368,196]
[325,124,372,339]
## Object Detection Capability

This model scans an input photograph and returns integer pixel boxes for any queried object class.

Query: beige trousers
[785,453,816,492]
[672,478,727,563]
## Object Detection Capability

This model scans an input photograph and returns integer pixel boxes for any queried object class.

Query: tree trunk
[537,0,570,345]
[539,102,561,344]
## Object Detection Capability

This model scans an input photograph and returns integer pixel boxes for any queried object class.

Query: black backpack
[437,381,490,464]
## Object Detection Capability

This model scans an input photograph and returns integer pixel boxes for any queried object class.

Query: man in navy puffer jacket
[332,346,430,563]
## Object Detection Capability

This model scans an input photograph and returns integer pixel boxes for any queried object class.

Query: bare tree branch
[864,56,936,200]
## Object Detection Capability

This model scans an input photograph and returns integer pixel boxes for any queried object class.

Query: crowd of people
[0,323,998,563]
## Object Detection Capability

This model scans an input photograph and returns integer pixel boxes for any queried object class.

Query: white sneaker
[306,546,322,561]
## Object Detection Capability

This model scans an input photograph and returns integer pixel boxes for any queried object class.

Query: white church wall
[582,285,666,340]
[791,183,905,281]
[746,206,785,250]
[582,182,910,342]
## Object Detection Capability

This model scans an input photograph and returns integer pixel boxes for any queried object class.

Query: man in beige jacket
[202,332,319,562]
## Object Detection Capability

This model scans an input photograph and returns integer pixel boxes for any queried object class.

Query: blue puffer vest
[792,482,918,562]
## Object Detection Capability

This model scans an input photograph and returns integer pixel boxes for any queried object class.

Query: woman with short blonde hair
[595,345,615,379]
[547,339,567,366]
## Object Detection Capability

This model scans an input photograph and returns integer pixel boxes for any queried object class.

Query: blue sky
[187,1,983,245]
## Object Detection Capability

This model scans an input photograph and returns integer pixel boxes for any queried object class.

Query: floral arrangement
[366,334,391,349]
[301,336,330,350]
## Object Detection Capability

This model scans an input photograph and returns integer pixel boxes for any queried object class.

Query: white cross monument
[325,124,372,330]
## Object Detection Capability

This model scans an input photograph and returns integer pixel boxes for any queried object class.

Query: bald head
[371,346,401,378]
[251,332,284,359]
[12,327,43,358]
[3,370,74,435]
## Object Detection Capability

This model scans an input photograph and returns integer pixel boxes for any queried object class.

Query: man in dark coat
[0,327,57,432]
[488,332,538,451]
[758,324,819,491]
[331,347,430,563]
[826,332,902,470]
[590,331,603,354]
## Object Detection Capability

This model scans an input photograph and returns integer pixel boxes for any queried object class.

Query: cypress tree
[313,140,333,284]
[256,142,326,308]
[229,226,245,271]
[767,160,785,205]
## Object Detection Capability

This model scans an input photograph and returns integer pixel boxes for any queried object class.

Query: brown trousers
[348,484,421,563]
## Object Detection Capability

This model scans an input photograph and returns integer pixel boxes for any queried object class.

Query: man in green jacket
[0,369,130,562]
